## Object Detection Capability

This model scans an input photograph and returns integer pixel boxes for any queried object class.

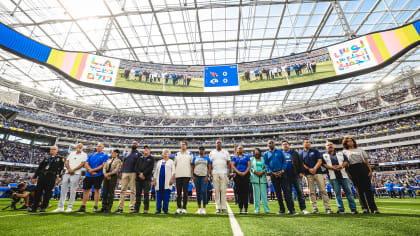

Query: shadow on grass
[35,212,420,219]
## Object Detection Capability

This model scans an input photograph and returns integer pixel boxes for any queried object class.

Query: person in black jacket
[281,140,309,214]
[30,146,64,212]
[133,146,155,214]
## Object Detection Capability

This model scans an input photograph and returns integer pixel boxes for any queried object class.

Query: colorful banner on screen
[46,50,120,86]
[328,21,420,75]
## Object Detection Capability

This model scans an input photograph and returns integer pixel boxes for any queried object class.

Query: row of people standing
[31,137,379,215]
[231,137,379,214]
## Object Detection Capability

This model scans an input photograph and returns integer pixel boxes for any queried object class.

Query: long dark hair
[342,137,357,149]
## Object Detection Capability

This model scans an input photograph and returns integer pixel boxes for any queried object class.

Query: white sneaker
[201,208,206,215]
[53,208,64,212]
[181,209,187,214]
[302,209,310,215]
[65,208,72,213]
[196,209,201,214]
[175,208,182,214]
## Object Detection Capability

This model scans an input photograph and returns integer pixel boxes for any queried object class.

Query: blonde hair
[162,149,171,156]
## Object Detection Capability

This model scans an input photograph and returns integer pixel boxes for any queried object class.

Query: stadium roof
[0,0,419,117]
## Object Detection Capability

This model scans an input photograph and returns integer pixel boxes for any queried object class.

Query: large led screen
[0,20,419,96]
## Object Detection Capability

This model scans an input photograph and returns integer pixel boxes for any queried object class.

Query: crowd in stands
[4,86,418,131]
[369,145,420,164]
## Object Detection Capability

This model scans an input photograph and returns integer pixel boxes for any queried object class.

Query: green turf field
[0,198,419,235]
[115,70,204,92]
[114,61,336,93]
[238,61,336,90]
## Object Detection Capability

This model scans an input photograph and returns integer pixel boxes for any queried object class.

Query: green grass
[115,70,204,92]
[0,198,419,235]
[114,61,336,92]
[238,61,336,90]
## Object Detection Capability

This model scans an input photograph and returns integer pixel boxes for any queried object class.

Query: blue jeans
[194,175,208,207]
[288,175,306,211]
[156,189,171,213]
[330,178,357,211]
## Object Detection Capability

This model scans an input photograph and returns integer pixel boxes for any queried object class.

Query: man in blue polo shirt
[300,139,331,214]
[75,143,108,212]
[386,181,396,198]
[264,140,296,215]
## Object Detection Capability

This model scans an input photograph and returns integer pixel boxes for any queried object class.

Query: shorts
[83,175,104,190]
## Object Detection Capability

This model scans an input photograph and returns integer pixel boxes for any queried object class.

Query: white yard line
[0,212,52,217]
[227,203,244,236]
[379,207,420,212]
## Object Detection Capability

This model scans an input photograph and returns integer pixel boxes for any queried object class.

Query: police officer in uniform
[30,146,64,212]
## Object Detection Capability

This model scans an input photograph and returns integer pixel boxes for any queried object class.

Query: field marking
[379,207,420,212]
[0,212,52,218]
[227,203,244,236]
[377,200,414,203]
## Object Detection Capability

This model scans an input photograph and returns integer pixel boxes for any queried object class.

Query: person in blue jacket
[264,140,296,215]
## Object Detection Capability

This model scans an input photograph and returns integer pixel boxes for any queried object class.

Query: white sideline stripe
[0,212,52,217]
[380,207,420,212]
[227,203,244,236]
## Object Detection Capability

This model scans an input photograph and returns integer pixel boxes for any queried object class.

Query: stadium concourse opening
[0,0,420,235]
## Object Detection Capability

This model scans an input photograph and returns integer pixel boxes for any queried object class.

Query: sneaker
[17,205,30,211]
[255,211,260,214]
[276,211,285,214]
[222,209,227,214]
[362,209,369,214]
[130,210,139,214]
[312,209,319,214]
[337,210,345,214]
[29,208,37,213]
[326,209,333,214]
[164,211,168,214]
[181,209,187,214]
[155,211,161,214]
[351,210,358,214]
[215,209,221,214]
[143,210,149,214]
[239,208,243,214]
[196,209,202,214]
[74,206,86,212]
[373,210,380,214]
[93,206,98,212]
[52,208,64,213]
[113,209,123,214]
[175,208,182,214]
[302,209,310,215]
[40,208,46,212]
[201,208,206,215]
[288,211,299,215]
[65,208,72,213]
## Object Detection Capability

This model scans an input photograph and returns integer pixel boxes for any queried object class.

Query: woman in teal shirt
[250,148,270,214]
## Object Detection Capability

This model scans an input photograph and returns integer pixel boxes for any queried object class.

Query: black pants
[348,163,378,212]
[234,173,250,210]
[102,175,117,211]
[135,179,151,211]
[176,177,190,209]
[328,192,333,199]
[33,174,55,210]
[271,174,295,213]
[389,191,397,198]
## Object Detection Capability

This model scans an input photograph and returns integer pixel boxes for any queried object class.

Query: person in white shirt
[209,139,231,214]
[174,141,193,214]
[54,143,87,212]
